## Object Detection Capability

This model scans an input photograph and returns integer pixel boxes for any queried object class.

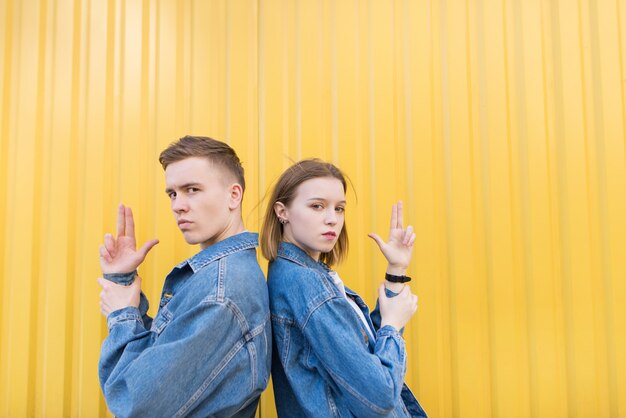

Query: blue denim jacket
[268,242,427,418]
[99,232,271,417]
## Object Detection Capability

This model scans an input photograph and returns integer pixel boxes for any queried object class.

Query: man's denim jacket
[98,232,271,417]
[268,242,427,418]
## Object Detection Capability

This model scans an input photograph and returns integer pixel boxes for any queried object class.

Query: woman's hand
[378,283,418,331]
[368,201,416,276]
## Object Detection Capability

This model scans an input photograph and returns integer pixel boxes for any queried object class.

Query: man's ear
[228,183,244,210]
[274,202,287,221]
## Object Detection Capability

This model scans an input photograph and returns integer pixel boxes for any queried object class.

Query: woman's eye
[311,204,323,210]
[336,207,345,213]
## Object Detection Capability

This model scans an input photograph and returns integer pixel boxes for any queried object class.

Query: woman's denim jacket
[268,242,427,417]
[98,232,271,417]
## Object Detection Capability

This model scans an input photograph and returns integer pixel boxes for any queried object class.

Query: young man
[97,136,270,417]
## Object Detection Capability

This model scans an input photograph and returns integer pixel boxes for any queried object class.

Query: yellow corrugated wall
[1,0,625,416]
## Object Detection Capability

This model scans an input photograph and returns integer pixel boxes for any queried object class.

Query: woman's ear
[274,202,287,221]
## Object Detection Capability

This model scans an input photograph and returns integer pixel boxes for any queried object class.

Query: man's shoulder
[222,249,264,280]
[188,249,262,281]
[188,232,259,271]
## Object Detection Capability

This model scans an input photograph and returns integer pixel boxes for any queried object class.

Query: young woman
[261,159,427,417]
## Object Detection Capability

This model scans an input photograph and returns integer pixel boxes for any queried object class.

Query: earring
[279,218,288,225]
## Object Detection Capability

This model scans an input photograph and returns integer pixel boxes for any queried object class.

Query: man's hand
[98,276,142,317]
[99,204,159,274]
[367,201,416,276]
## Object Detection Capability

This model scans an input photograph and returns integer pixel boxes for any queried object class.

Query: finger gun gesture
[368,201,416,274]
[99,204,159,274]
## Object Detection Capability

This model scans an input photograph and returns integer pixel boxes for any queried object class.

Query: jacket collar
[177,231,258,273]
[276,242,331,273]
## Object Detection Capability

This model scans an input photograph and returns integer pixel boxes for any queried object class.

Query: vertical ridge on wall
[599,0,623,413]
[541,0,570,414]
[438,1,462,415]
[550,0,575,414]
[27,0,48,415]
[5,1,35,414]
[35,4,51,417]
[429,0,454,415]
[64,0,84,413]
[580,0,612,415]
[72,1,89,414]
[558,0,595,414]
[0,9,12,409]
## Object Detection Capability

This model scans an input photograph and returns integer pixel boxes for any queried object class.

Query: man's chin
[181,233,198,245]
[183,234,212,248]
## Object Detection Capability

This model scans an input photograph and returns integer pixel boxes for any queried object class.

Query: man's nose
[172,195,188,212]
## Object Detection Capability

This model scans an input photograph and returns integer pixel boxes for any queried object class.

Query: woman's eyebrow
[306,197,347,204]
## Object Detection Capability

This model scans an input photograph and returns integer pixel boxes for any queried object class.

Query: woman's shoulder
[268,257,339,300]
[268,257,325,283]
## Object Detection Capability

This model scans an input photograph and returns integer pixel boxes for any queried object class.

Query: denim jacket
[99,232,271,418]
[268,242,427,418]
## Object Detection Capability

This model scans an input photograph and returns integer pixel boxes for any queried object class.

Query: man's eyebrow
[164,183,202,193]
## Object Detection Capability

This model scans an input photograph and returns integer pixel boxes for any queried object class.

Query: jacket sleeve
[98,301,246,418]
[301,296,407,418]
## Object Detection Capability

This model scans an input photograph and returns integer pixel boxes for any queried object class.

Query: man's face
[165,157,237,249]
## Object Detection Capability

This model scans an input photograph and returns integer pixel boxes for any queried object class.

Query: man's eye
[188,187,199,193]
[168,192,176,199]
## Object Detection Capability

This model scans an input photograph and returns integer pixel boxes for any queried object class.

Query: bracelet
[385,273,412,283]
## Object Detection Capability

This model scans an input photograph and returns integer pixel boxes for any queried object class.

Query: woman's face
[277,177,346,261]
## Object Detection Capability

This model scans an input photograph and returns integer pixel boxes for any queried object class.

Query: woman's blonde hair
[260,159,349,265]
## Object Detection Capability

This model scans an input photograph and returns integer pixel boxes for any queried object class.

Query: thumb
[130,275,142,289]
[378,283,387,301]
[138,239,159,259]
[368,233,385,250]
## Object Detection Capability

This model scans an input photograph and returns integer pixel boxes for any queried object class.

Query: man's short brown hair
[159,135,245,192]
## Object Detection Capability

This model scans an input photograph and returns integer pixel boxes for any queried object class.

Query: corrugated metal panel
[1,0,625,416]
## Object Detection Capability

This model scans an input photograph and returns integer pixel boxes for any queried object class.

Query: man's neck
[199,217,246,250]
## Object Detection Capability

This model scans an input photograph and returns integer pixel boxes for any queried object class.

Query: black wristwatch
[385,273,412,283]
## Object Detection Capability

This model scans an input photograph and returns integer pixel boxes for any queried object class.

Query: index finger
[397,200,404,229]
[116,204,125,237]
[390,204,398,230]
[125,206,135,238]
